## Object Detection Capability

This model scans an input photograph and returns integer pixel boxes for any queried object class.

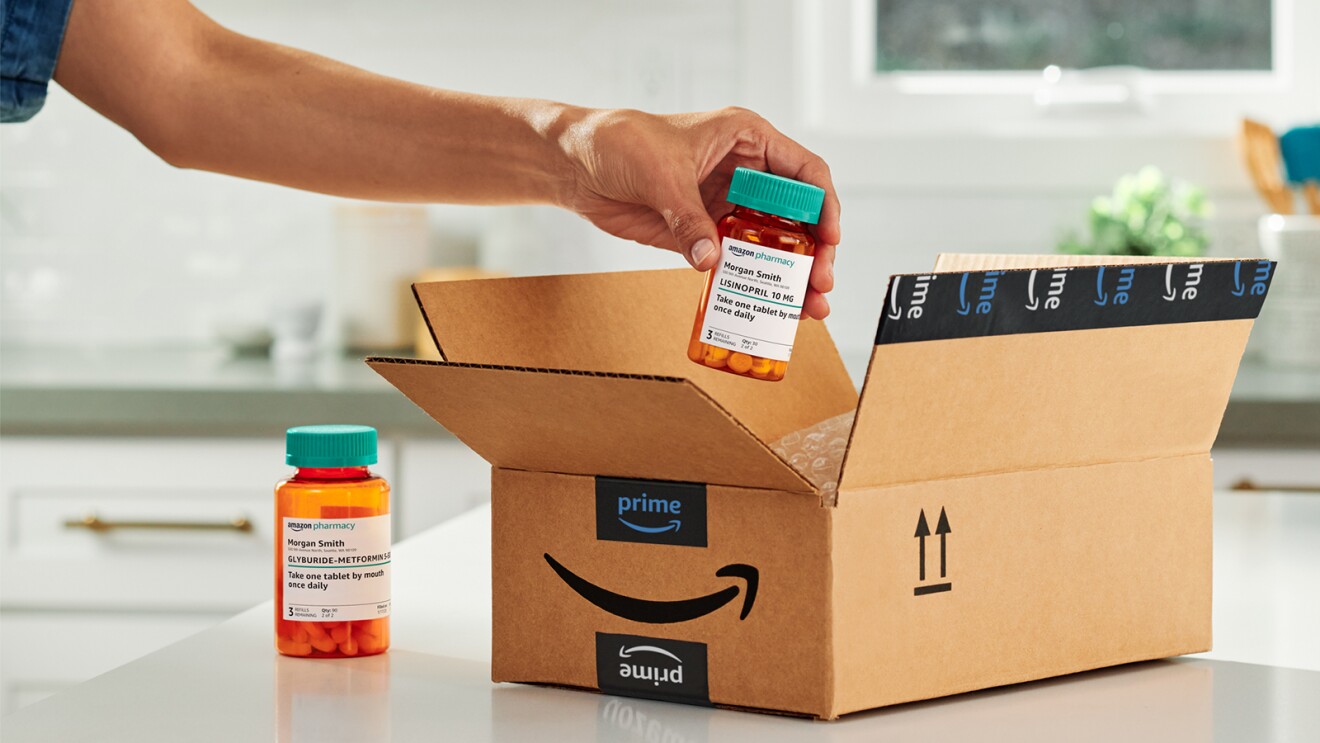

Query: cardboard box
[369,254,1274,719]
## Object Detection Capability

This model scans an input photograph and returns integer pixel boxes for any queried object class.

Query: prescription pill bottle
[275,424,390,658]
[688,167,825,381]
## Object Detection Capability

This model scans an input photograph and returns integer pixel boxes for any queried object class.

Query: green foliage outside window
[1059,166,1212,256]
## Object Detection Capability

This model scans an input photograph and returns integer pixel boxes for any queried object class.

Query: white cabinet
[0,436,392,713]
[0,434,489,713]
[2,438,297,612]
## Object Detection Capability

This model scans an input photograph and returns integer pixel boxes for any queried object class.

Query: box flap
[839,258,1274,491]
[413,269,857,443]
[367,358,815,493]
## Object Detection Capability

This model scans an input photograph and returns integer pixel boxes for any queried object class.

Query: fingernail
[690,238,715,267]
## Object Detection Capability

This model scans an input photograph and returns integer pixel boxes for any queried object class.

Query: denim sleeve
[1,0,76,123]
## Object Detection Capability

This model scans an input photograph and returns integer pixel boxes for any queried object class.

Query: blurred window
[796,0,1316,137]
[874,0,1272,73]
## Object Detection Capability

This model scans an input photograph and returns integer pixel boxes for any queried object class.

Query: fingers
[802,288,831,320]
[758,124,841,248]
[658,186,721,271]
[809,242,835,295]
[710,108,841,299]
[763,131,838,317]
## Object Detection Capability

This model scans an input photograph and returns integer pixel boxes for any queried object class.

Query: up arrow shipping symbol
[914,507,953,597]
[914,510,931,581]
[935,507,951,578]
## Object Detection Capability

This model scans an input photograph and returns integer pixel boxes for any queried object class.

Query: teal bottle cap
[726,167,825,225]
[286,424,378,468]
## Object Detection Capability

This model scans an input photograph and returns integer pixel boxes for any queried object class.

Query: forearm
[49,0,841,311]
[170,35,585,205]
[54,0,581,205]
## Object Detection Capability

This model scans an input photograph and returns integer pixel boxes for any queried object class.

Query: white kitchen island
[4,492,1319,742]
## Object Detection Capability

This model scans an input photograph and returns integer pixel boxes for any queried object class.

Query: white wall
[0,0,1292,359]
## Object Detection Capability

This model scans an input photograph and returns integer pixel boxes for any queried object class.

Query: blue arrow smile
[956,273,971,315]
[619,518,681,534]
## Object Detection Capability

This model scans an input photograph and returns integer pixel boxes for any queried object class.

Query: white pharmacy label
[698,236,814,361]
[283,515,391,622]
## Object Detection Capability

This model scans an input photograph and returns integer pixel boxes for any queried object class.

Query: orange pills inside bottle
[688,167,825,382]
[276,425,390,658]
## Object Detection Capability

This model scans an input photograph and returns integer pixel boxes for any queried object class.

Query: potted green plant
[1060,166,1211,256]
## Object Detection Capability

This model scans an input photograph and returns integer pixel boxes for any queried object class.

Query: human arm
[53,0,839,317]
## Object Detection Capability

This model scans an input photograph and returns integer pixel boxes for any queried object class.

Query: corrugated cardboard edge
[365,356,820,496]
[822,499,838,717]
[411,283,446,361]
[830,346,880,506]
[368,355,681,381]
[933,253,1230,272]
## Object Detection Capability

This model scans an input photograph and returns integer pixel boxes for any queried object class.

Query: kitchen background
[1,0,1318,715]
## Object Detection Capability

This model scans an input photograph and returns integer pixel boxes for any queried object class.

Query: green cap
[286,424,377,468]
[726,167,825,224]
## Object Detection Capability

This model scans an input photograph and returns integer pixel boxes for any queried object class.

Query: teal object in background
[286,424,378,467]
[726,167,825,225]
[1279,126,1320,184]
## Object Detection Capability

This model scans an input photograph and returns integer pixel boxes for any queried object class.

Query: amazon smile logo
[596,477,706,547]
[1163,263,1204,302]
[617,645,685,687]
[1025,268,1069,311]
[876,262,1275,346]
[885,274,937,321]
[596,633,711,705]
[956,271,1003,316]
[617,492,682,534]
[544,554,758,624]
[1093,266,1136,306]
[1231,260,1271,298]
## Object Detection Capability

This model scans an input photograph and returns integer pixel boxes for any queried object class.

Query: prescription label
[698,237,813,362]
[283,515,391,622]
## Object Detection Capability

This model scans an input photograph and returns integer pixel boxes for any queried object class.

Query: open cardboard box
[369,253,1274,719]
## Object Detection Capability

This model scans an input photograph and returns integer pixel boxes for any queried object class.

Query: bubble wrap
[771,410,855,502]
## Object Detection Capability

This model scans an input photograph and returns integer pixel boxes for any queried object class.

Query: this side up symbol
[914,507,952,596]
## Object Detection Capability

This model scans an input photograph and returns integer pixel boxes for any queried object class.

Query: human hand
[559,107,840,319]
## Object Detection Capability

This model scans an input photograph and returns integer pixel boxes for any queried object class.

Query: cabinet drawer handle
[1230,478,1320,494]
[64,513,255,533]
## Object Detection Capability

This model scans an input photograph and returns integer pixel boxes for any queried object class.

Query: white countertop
[0,347,447,436]
[5,492,1319,741]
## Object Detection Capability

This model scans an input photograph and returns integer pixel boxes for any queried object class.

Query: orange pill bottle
[688,167,825,381]
[275,425,390,658]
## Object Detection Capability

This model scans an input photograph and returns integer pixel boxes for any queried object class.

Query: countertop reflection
[5,629,1316,742]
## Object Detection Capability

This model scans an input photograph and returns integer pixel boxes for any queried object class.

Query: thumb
[660,188,720,271]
